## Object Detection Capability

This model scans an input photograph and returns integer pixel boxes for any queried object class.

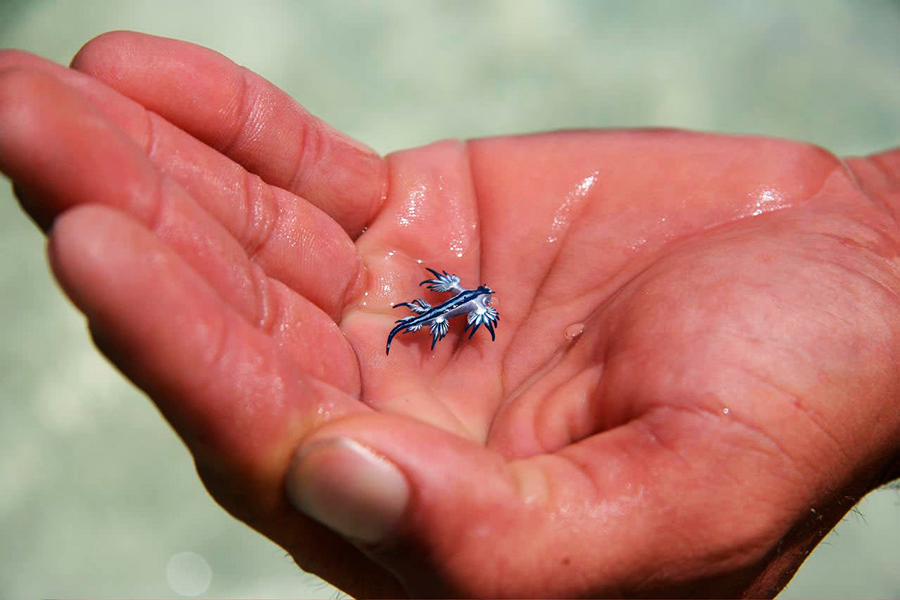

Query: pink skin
[2,31,900,598]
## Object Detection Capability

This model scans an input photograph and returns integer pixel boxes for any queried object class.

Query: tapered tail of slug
[385,323,403,355]
[385,318,417,355]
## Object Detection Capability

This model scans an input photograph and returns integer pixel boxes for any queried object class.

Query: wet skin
[1,32,900,598]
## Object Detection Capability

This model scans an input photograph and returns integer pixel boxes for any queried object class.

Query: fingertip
[0,49,46,72]
[47,205,133,308]
[70,30,141,73]
[0,67,52,140]
[0,69,65,229]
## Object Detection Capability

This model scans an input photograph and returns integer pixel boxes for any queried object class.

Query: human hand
[2,32,898,598]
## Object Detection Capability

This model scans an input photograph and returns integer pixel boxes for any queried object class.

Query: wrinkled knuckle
[191,308,234,395]
[219,67,256,153]
[240,171,279,258]
[249,264,280,335]
[287,114,326,191]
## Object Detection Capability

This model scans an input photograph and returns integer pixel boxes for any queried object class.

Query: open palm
[2,33,899,598]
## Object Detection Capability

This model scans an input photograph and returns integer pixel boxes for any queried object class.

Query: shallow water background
[1,1,899,597]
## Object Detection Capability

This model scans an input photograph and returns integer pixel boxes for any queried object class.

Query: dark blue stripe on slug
[385,287,493,354]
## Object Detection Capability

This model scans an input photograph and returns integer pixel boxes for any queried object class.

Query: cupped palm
[2,33,899,598]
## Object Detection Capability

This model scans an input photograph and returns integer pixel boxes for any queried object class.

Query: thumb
[284,412,539,596]
[284,410,802,597]
[282,412,669,597]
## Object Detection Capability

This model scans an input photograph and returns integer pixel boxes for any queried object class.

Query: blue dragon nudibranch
[386,268,499,355]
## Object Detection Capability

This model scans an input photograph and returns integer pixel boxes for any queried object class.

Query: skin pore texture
[1,31,899,598]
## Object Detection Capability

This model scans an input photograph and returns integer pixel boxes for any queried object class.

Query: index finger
[71,31,387,237]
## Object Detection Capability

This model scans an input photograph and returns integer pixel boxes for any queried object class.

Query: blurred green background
[1,0,899,597]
